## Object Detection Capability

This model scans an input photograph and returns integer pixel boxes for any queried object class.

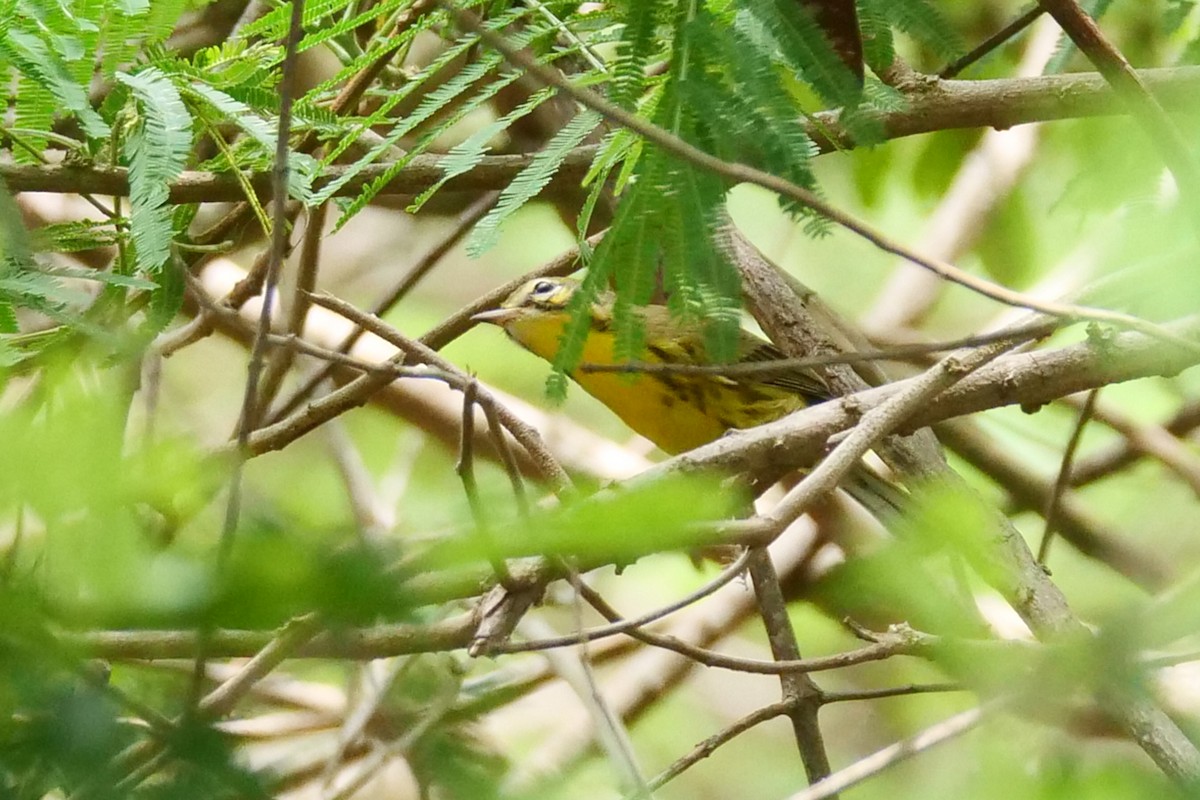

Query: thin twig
[479,398,530,516]
[578,322,1055,380]
[492,549,753,653]
[939,5,1044,78]
[939,418,1171,589]
[867,18,1059,333]
[638,699,797,796]
[566,572,652,798]
[1066,393,1200,498]
[820,683,967,704]
[457,378,513,584]
[782,706,990,800]
[190,0,306,719]
[268,190,500,423]
[1038,388,1099,563]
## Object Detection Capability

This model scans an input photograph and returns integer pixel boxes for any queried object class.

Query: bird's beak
[471,308,520,325]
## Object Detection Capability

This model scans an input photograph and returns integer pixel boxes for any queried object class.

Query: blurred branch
[1070,398,1200,487]
[865,15,1059,334]
[73,614,323,800]
[1039,0,1200,235]
[938,418,1172,589]
[71,613,477,660]
[1063,393,1200,498]
[783,706,990,800]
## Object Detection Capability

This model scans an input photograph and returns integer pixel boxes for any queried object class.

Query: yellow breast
[503,313,803,454]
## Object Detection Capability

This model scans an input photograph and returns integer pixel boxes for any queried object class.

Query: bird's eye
[531,280,556,297]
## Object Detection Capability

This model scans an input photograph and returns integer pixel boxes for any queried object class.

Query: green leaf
[466,109,603,256]
[184,81,278,154]
[295,0,409,54]
[738,0,862,108]
[117,66,193,274]
[239,0,357,40]
[859,0,961,62]
[422,473,742,567]
[407,85,558,212]
[314,46,507,205]
[855,0,896,73]
[0,26,109,139]
[30,219,123,253]
[10,76,54,164]
[610,0,662,108]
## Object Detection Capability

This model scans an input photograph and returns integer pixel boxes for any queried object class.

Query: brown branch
[0,148,597,203]
[634,318,1200,493]
[939,5,1044,78]
[746,548,834,787]
[8,66,1200,200]
[1070,398,1200,487]
[820,683,966,704]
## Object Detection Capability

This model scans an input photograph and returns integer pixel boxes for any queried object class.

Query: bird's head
[471,277,580,327]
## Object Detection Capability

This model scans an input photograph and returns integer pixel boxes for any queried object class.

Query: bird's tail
[844,462,910,522]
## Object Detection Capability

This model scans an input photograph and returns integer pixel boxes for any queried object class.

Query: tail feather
[844,463,909,521]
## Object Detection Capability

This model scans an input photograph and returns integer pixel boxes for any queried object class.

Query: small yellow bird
[472,276,834,455]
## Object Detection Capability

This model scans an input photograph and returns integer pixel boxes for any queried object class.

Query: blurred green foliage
[4,0,1200,798]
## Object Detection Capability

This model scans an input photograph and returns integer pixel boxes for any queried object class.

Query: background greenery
[4,0,1200,798]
